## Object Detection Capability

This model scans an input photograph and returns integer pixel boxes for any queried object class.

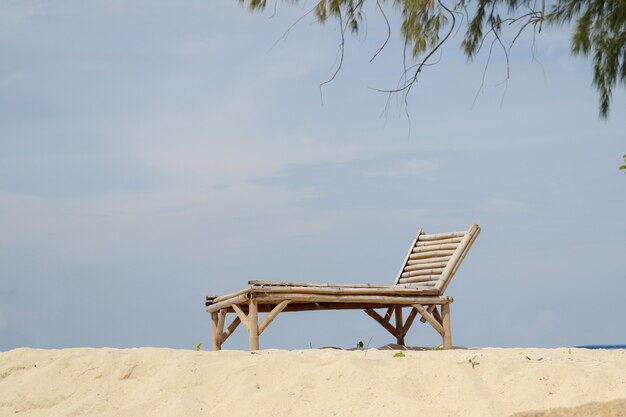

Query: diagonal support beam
[432,306,442,324]
[420,304,439,323]
[400,306,419,338]
[364,308,399,337]
[382,306,394,324]
[259,300,290,335]
[414,304,445,336]
[232,304,250,332]
[220,316,241,344]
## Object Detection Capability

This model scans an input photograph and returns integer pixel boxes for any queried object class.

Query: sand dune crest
[1,347,624,417]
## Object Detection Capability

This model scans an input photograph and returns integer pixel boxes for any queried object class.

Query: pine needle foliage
[237,0,626,119]
[551,0,626,118]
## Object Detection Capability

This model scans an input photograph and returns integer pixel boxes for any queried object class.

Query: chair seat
[247,280,440,295]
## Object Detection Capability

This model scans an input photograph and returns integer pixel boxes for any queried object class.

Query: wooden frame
[205,224,480,351]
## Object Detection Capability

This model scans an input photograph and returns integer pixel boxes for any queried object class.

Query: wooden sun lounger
[205,224,480,351]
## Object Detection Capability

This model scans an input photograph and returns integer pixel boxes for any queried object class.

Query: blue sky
[1,0,625,350]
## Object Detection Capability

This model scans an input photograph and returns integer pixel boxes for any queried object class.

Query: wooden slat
[403,261,449,271]
[398,282,437,287]
[412,243,458,253]
[400,271,442,279]
[401,268,445,277]
[418,231,466,241]
[415,237,463,246]
[394,228,422,285]
[398,278,438,285]
[395,283,437,288]
[251,285,436,296]
[258,300,290,335]
[249,280,397,288]
[255,293,448,305]
[406,256,452,266]
[408,250,455,260]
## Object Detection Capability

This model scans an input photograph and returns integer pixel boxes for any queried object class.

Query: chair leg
[248,298,259,351]
[441,304,452,349]
[211,312,221,351]
[394,306,405,345]
[216,310,226,349]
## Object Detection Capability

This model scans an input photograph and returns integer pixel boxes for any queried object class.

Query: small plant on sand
[393,351,405,358]
[432,344,443,350]
[356,341,364,349]
[193,343,203,351]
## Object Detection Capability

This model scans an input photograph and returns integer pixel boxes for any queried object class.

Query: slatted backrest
[394,224,480,294]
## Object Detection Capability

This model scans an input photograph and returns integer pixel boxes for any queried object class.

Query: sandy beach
[1,347,625,417]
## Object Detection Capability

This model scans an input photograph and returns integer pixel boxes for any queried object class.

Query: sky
[1,0,625,351]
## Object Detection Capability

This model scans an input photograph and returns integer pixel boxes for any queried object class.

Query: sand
[511,398,626,417]
[1,347,625,417]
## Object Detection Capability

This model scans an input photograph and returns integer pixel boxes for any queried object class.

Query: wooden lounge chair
[205,224,480,351]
